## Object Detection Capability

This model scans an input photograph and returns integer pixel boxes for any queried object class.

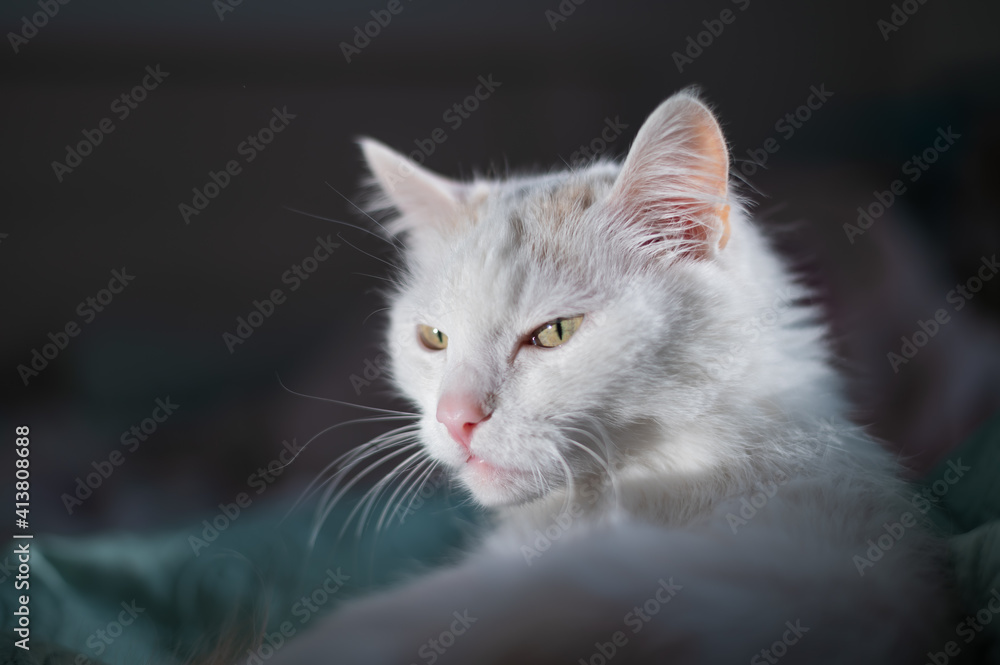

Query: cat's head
[362,90,750,508]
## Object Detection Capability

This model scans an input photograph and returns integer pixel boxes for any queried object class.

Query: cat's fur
[273,90,953,664]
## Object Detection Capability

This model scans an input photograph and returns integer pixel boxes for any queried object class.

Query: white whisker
[276,374,419,417]
[309,441,423,546]
[284,423,420,522]
[345,449,427,539]
[375,457,433,533]
[398,461,442,524]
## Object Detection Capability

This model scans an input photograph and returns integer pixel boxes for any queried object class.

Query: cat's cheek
[395,350,442,416]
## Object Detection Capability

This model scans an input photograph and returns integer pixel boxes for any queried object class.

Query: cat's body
[272,91,953,664]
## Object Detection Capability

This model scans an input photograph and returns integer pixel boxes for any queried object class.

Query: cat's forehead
[405,165,620,324]
[490,164,618,236]
[457,164,620,269]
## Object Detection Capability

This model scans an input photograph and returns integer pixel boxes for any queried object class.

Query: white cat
[273,89,953,664]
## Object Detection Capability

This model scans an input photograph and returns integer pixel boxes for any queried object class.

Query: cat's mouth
[459,453,534,505]
[464,453,525,476]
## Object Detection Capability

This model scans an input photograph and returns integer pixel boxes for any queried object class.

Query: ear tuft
[606,90,731,260]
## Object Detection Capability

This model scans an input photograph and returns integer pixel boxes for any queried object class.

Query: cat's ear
[606,90,731,259]
[359,138,466,235]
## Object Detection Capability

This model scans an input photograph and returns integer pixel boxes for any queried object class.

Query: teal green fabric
[0,498,482,664]
[920,411,1000,664]
[3,411,1000,664]
[920,412,1000,534]
[950,523,1000,663]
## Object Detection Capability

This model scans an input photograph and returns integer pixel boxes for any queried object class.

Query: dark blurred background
[2,0,999,537]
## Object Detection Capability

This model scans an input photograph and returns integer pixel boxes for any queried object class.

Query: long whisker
[336,232,399,270]
[282,423,420,521]
[354,272,397,284]
[346,449,427,539]
[310,441,423,546]
[575,417,619,464]
[399,461,442,524]
[327,426,420,473]
[324,182,401,247]
[362,306,391,326]
[276,374,419,417]
[552,450,575,517]
[322,442,423,541]
[351,451,427,535]
[313,429,420,516]
[282,415,417,471]
[561,427,620,509]
[284,205,393,246]
[528,461,548,499]
[375,457,434,533]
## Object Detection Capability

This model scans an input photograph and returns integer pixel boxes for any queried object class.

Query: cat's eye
[531,315,584,348]
[417,324,448,350]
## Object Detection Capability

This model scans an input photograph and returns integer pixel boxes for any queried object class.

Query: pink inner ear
[717,204,731,248]
[610,95,732,260]
[670,122,730,257]
[634,200,731,258]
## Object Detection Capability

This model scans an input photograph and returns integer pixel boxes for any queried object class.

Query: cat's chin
[458,456,542,507]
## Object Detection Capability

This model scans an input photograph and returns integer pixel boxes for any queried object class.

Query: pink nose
[436,392,491,451]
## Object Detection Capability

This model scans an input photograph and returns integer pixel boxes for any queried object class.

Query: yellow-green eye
[417,324,448,350]
[531,315,584,348]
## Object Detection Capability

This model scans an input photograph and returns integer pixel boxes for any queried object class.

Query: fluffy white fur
[273,90,953,664]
